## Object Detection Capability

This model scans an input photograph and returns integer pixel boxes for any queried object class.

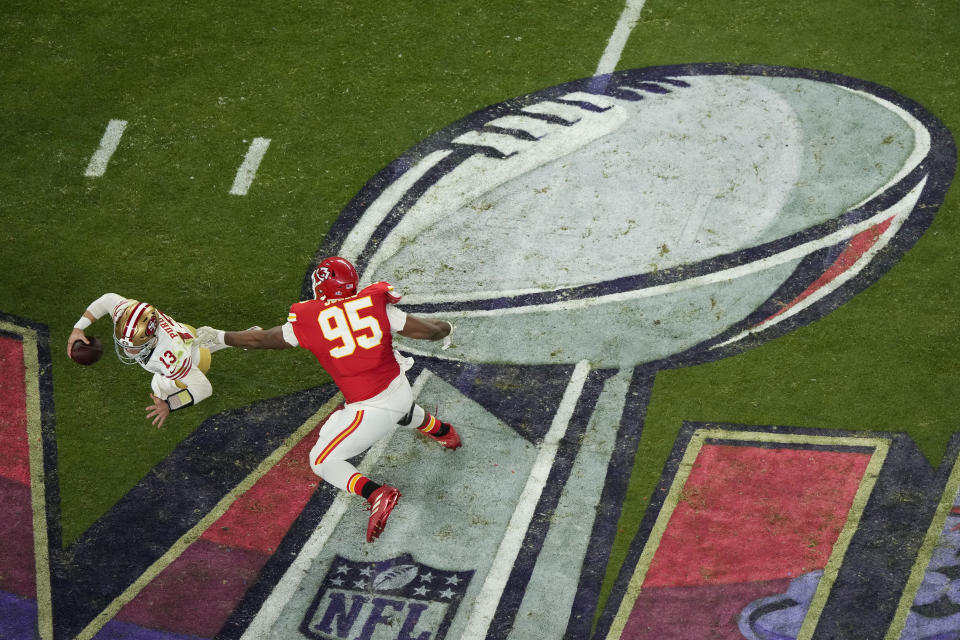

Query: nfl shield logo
[300,554,474,640]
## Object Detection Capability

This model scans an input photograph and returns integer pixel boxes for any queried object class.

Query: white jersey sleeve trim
[386,304,407,333]
[281,322,300,347]
[87,293,127,321]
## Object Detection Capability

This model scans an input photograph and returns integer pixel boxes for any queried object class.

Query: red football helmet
[312,256,359,300]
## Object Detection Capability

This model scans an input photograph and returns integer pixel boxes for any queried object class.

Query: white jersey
[104,296,197,380]
[87,293,213,404]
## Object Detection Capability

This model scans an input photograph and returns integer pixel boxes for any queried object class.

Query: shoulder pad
[288,300,306,322]
[288,298,325,321]
[363,281,402,304]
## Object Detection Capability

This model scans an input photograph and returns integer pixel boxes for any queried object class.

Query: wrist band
[166,389,195,411]
[74,317,92,330]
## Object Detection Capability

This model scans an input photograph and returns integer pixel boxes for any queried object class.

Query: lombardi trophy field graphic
[236,64,955,639]
[2,63,954,640]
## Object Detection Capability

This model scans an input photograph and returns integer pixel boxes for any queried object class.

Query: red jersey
[287,282,403,403]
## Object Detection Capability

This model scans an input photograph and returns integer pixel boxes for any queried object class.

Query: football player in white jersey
[68,293,230,428]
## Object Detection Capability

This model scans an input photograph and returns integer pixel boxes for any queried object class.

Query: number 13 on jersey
[318,297,383,358]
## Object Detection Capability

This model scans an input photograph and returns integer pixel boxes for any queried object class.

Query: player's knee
[310,457,326,478]
[309,445,340,479]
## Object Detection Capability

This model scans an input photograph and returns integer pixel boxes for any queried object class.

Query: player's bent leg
[397,402,426,429]
[313,444,402,544]
[313,460,401,542]
[312,458,364,493]
[406,406,462,450]
[197,347,211,374]
[309,405,404,541]
[310,406,397,466]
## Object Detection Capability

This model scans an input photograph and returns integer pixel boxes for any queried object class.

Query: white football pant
[310,373,426,493]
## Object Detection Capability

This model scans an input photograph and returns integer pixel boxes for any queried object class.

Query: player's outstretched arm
[198,325,294,350]
[398,315,452,341]
[69,293,125,357]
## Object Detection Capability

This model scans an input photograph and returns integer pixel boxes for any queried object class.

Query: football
[71,337,104,365]
[319,64,954,369]
[372,564,419,591]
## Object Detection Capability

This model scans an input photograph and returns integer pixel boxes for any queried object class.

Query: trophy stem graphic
[290,64,954,639]
[461,360,592,638]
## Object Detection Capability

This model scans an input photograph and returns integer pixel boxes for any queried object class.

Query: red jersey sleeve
[287,282,401,403]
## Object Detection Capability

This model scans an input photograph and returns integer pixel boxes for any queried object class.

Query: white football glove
[196,325,226,348]
[441,322,454,350]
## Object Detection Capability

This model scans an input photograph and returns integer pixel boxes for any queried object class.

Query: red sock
[347,472,380,499]
[417,413,440,434]
[417,413,450,437]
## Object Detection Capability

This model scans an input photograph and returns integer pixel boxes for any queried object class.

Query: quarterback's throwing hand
[146,394,170,429]
[67,327,89,358]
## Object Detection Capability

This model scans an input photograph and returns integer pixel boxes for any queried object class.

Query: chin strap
[137,346,156,365]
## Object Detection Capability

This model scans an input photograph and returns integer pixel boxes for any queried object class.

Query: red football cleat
[423,422,462,450]
[366,485,401,543]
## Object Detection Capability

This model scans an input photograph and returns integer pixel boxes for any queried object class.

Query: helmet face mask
[312,256,359,300]
[113,301,159,365]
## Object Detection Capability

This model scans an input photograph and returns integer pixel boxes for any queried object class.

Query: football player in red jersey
[198,256,460,542]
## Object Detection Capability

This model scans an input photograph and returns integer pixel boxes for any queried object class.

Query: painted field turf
[0,0,958,638]
[0,333,40,637]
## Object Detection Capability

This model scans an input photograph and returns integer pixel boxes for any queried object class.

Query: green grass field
[2,0,958,631]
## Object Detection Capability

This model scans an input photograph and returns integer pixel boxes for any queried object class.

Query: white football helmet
[113,300,159,365]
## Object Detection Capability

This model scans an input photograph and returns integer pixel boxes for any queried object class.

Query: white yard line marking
[461,360,592,639]
[230,137,271,195]
[241,372,434,639]
[596,0,647,76]
[84,119,127,177]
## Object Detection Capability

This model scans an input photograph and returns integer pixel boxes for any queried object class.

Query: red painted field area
[622,442,872,639]
[0,335,36,600]
[111,417,328,637]
[0,334,40,639]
